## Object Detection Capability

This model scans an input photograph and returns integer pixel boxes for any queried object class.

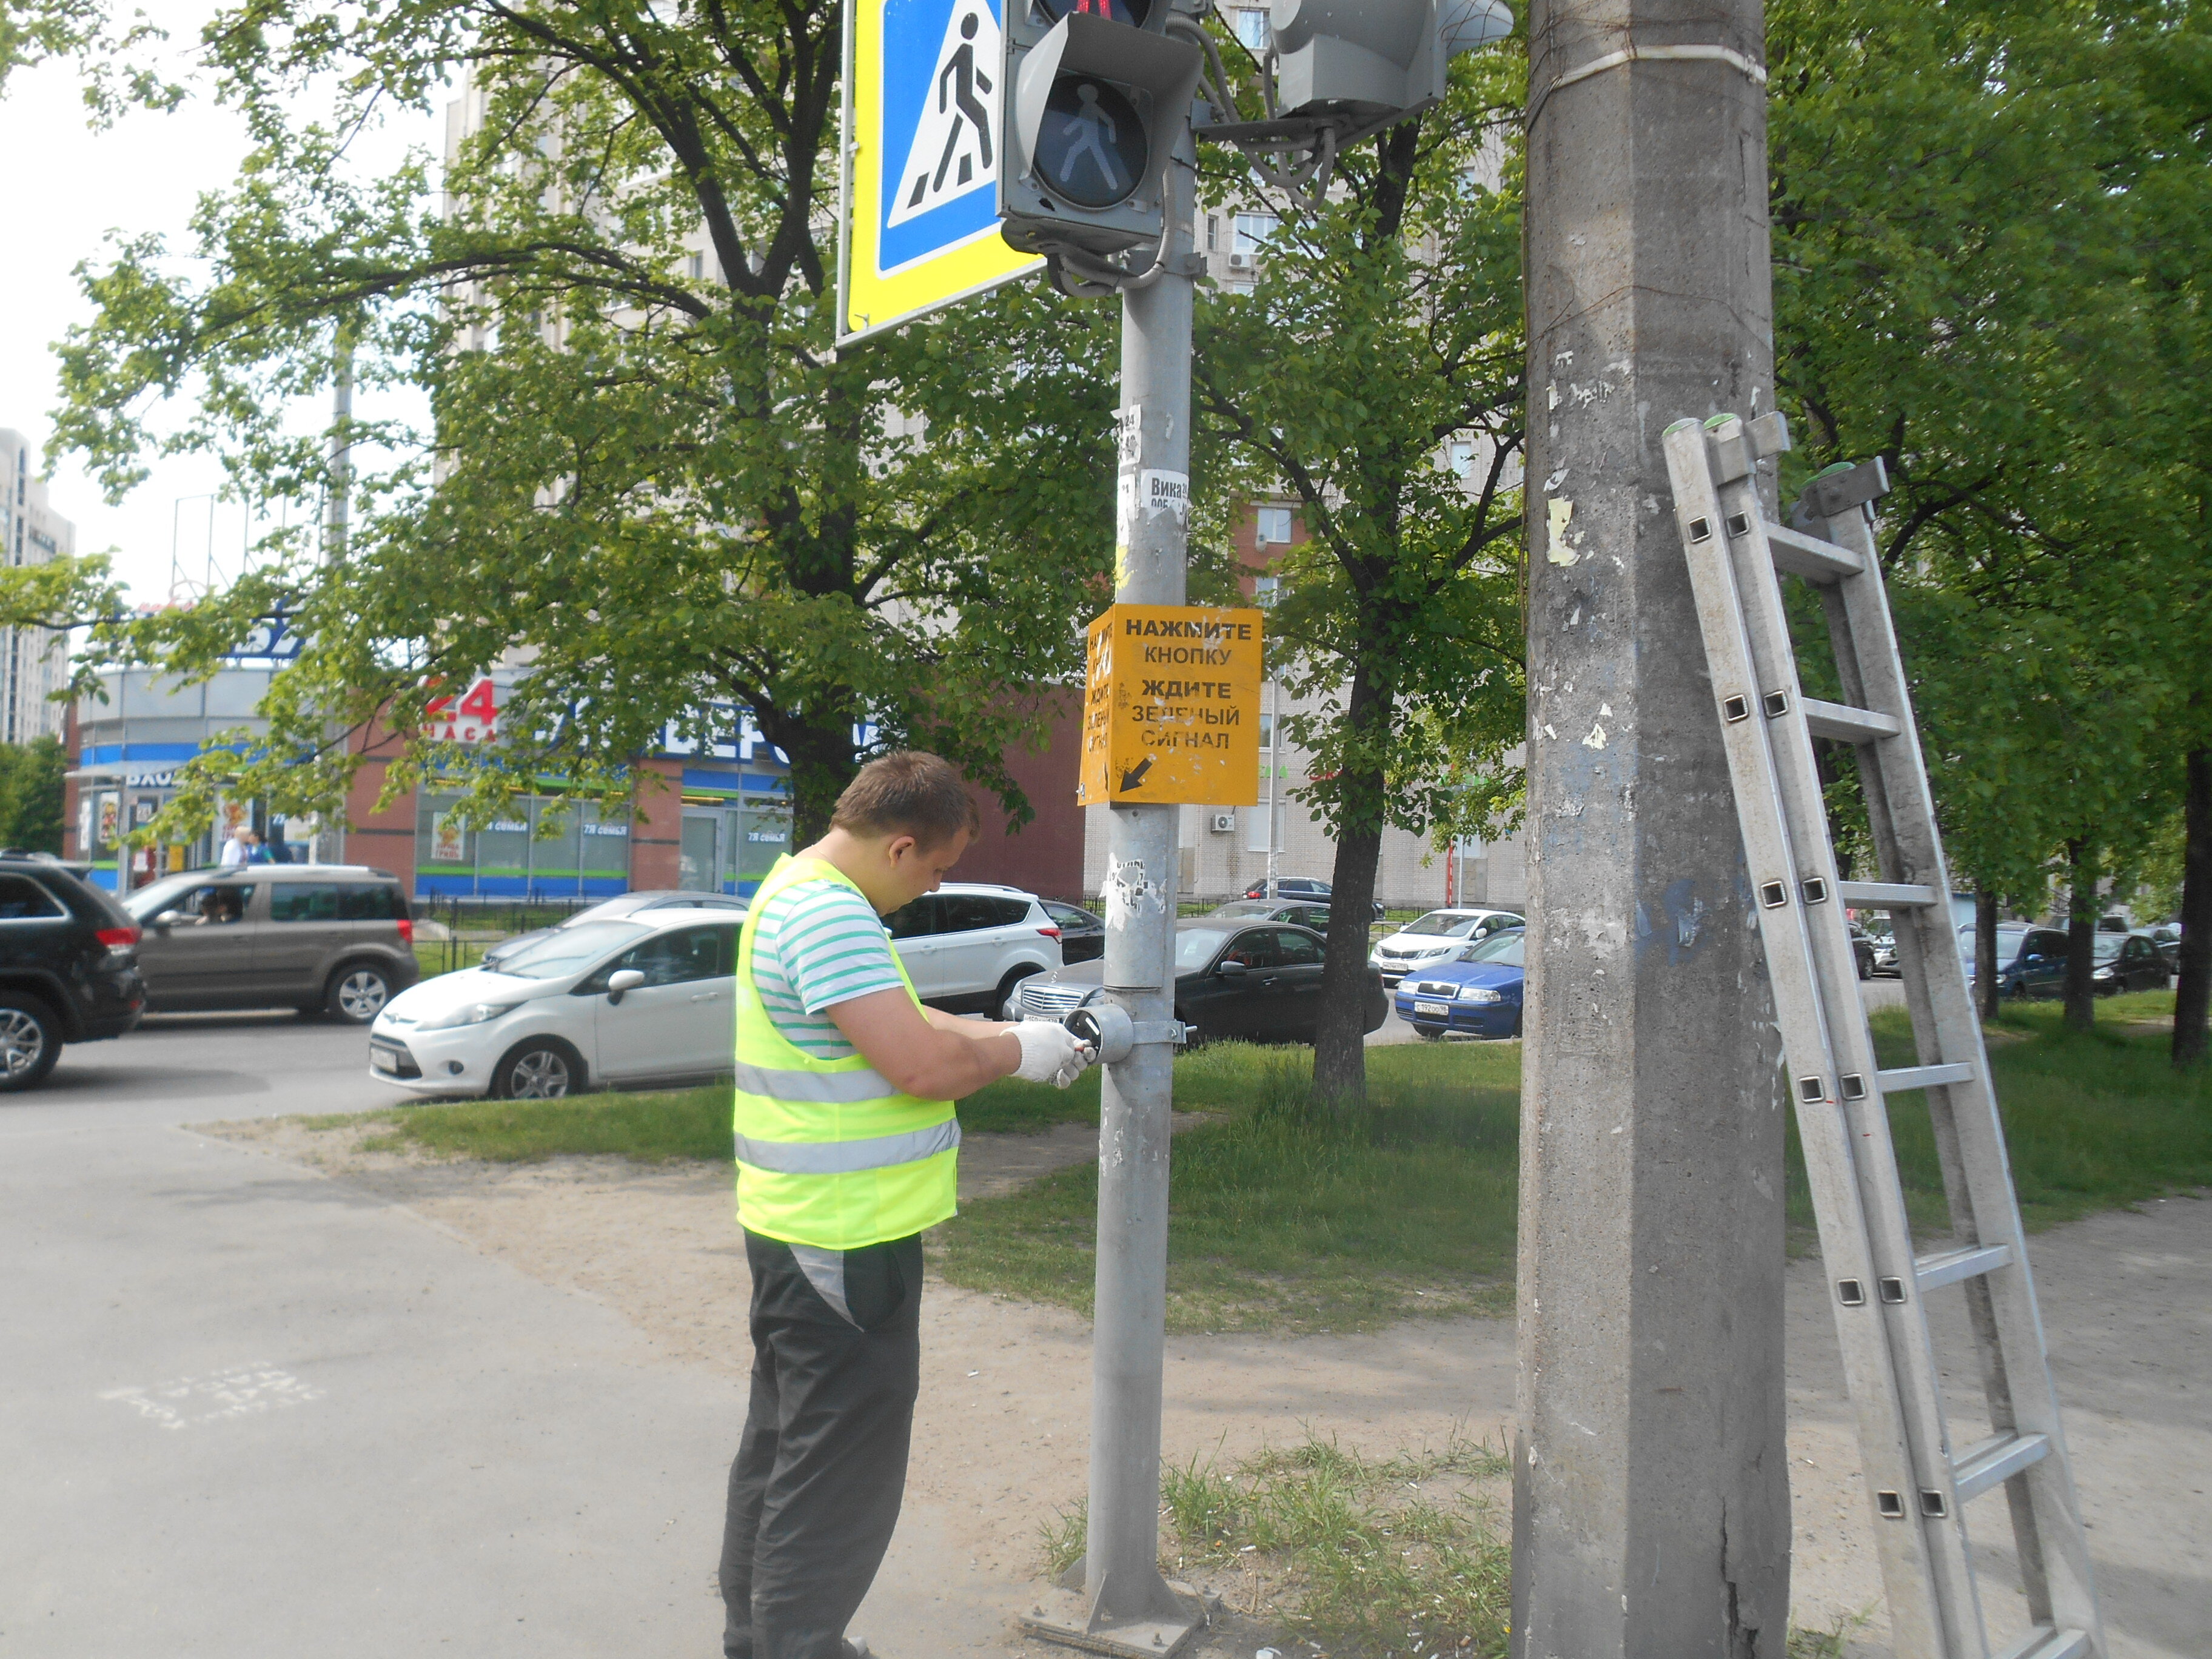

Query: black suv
[0,852,146,1090]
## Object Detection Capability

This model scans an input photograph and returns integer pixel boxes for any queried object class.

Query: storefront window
[415,790,632,898]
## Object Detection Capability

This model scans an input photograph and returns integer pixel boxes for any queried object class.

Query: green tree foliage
[1190,44,1528,1104]
[14,0,1116,842]
[0,737,69,853]
[1769,0,2211,1050]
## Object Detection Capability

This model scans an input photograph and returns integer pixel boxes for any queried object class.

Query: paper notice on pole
[1140,469,1188,525]
[1117,407,1142,469]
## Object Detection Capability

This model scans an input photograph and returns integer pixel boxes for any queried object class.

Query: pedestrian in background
[719,751,1093,1659]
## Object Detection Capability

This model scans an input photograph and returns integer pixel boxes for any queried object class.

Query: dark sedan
[1960,923,2170,999]
[1042,900,1105,964]
[1011,919,1386,1044]
[1207,897,1339,934]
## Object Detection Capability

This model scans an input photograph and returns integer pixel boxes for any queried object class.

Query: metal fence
[413,894,597,977]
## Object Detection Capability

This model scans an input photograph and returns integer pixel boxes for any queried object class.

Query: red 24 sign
[422,677,501,744]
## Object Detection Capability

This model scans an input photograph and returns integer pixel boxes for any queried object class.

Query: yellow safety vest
[731,854,959,1250]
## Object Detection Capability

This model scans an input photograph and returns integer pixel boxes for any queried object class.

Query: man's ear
[884,833,919,866]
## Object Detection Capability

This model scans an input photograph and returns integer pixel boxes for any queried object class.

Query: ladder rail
[1703,426,1991,1652]
[1804,494,2105,1647]
[1660,421,1956,1657]
[1664,415,2109,1659]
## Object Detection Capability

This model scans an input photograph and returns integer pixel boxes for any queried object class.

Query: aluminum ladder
[1660,411,2105,1659]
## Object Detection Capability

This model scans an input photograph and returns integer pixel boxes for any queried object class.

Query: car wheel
[0,996,61,1091]
[1856,950,1872,982]
[325,964,393,1025]
[996,967,1044,1021]
[492,1039,583,1101]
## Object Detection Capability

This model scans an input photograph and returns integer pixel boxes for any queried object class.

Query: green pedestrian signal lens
[1036,75,1147,209]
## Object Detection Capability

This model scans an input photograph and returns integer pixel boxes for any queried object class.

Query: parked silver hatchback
[122,865,422,1024]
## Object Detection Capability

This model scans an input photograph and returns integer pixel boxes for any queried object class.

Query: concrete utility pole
[1513,0,1790,1648]
[1081,147,1198,1648]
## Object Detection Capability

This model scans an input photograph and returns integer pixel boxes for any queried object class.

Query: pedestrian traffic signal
[998,5,1202,259]
[1267,0,1512,125]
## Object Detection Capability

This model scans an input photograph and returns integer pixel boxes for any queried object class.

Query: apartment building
[0,431,75,745]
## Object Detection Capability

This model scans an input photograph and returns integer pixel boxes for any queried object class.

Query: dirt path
[203,1116,2209,1658]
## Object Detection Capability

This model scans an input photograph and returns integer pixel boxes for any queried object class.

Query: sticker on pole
[840,0,1041,347]
[1078,605,1264,806]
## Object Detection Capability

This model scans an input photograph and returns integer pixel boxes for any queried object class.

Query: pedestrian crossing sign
[839,0,1042,349]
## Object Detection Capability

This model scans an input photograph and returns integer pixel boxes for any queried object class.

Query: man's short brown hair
[831,751,980,849]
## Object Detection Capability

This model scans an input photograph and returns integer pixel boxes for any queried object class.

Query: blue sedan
[1394,928,1524,1039]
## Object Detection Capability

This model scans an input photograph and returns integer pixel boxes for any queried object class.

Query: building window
[689,252,705,280]
[1233,8,1272,49]
[1256,506,1292,545]
[1206,215,1218,252]
[1233,212,1279,256]
[1450,440,1476,477]
[1253,574,1280,608]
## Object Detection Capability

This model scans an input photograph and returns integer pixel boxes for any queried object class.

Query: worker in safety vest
[720,751,1093,1659]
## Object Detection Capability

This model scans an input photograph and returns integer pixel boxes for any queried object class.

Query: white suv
[883,882,1064,1014]
[1370,908,1524,986]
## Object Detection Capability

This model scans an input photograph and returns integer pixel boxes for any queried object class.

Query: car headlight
[417,1000,520,1031]
[1460,985,1503,1004]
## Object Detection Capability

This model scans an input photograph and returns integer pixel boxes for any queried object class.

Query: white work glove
[1011,1019,1096,1088]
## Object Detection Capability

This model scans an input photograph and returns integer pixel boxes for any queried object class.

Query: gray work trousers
[719,1227,923,1659]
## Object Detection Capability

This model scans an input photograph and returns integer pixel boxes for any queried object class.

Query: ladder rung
[1914,1241,2013,1293]
[1877,1062,1976,1094]
[1952,1431,2051,1503]
[1991,1627,2092,1659]
[1837,880,1939,908]
[1765,522,1865,583]
[1801,698,1901,744]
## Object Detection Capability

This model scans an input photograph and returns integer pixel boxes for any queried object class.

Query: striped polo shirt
[751,876,907,1060]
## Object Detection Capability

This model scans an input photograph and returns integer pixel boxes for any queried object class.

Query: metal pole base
[1017,1572,1207,1659]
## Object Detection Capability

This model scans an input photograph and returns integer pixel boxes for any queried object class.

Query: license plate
[370,1047,398,1073]
[1414,999,1450,1018]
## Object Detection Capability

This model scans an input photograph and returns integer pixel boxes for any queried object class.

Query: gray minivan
[122,865,421,1022]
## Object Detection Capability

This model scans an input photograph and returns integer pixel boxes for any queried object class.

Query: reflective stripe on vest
[734,1117,961,1175]
[732,1061,897,1104]
[731,854,959,1251]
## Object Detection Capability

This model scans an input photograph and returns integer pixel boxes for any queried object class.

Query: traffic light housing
[999,2,1204,259]
[1267,0,1511,126]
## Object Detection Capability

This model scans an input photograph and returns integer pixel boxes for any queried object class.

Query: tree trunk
[1311,667,1393,1112]
[2174,746,2211,1068]
[1978,890,2002,1022]
[2062,839,2098,1036]
[759,705,859,846]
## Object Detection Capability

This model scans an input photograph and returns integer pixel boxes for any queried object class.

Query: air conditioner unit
[1210,812,1237,834]
[1227,252,1255,270]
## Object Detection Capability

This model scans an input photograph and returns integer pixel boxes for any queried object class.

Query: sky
[0,2,438,603]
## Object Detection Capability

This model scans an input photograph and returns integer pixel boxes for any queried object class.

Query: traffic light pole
[1026,136,1204,1659]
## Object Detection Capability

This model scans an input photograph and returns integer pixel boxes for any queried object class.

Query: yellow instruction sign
[1078,605,1263,806]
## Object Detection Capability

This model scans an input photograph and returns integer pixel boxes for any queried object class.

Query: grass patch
[339,1065,1104,1164]
[358,1083,733,1162]
[414,940,492,979]
[937,1042,1522,1334]
[1780,991,2212,1247]
[1048,1433,1513,1656]
[320,988,2208,1336]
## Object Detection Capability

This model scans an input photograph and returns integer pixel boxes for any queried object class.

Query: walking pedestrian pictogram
[838,0,1040,347]
[1039,76,1145,208]
[889,7,997,226]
